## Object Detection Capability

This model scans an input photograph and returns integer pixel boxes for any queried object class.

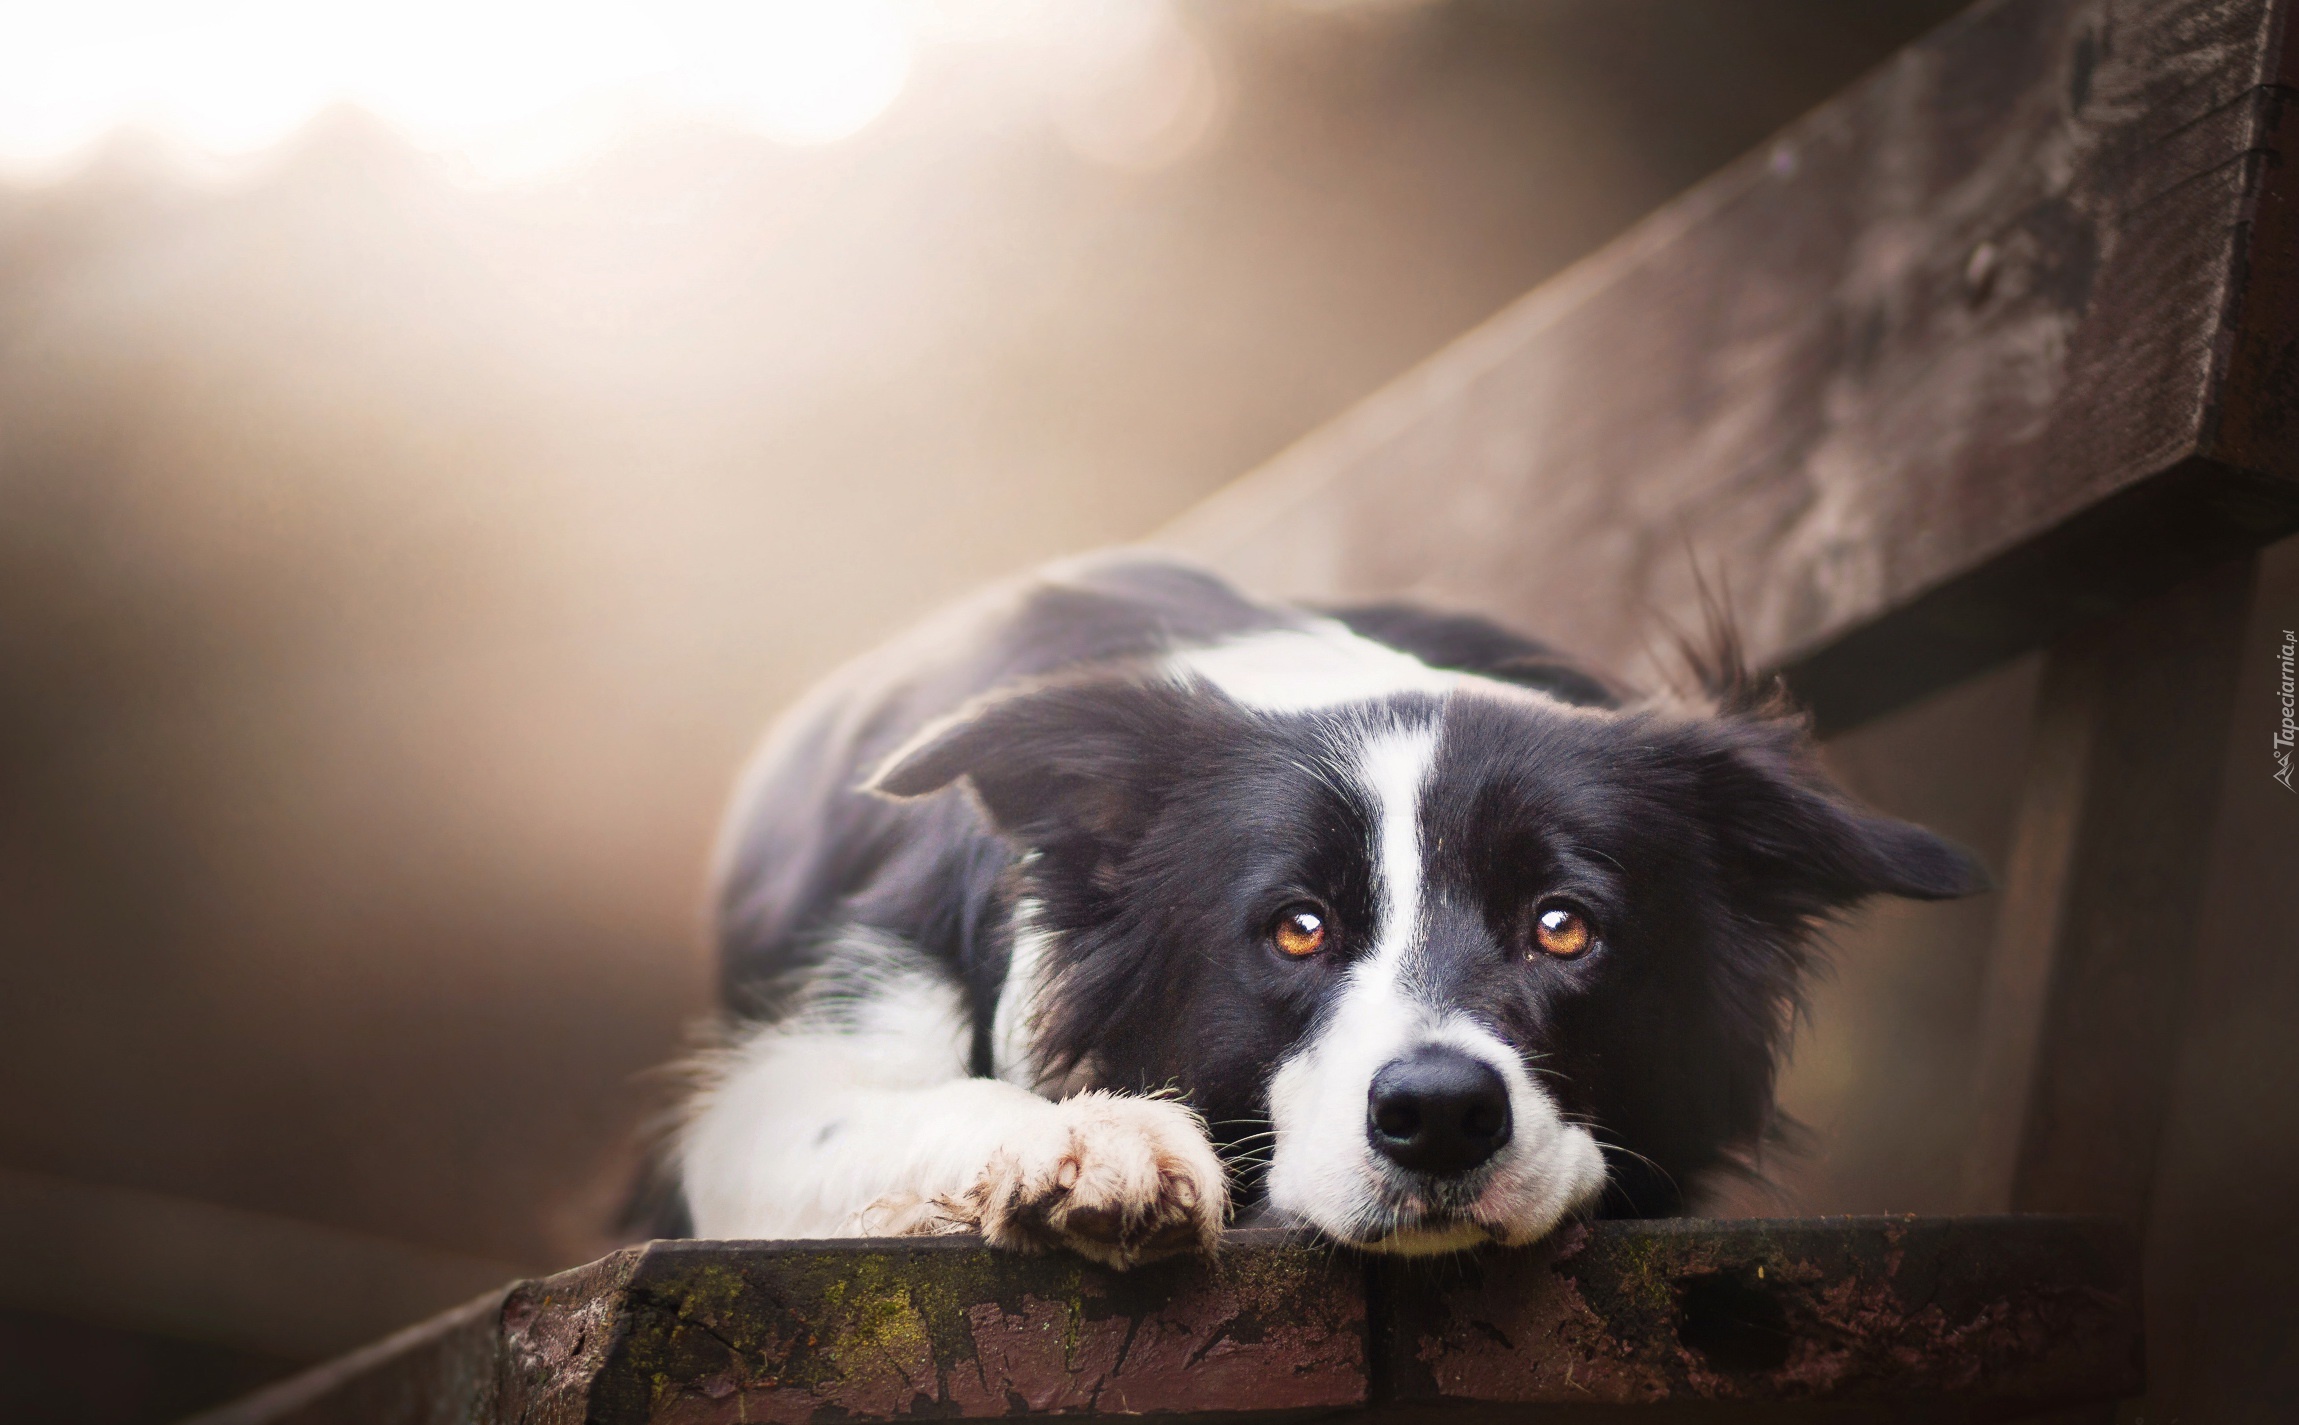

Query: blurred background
[15,2,2291,1421]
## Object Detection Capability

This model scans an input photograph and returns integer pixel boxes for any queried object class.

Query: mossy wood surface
[190,1218,2138,1425]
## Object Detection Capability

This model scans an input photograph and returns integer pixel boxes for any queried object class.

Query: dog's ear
[1678,714,1988,920]
[1656,583,1983,909]
[869,675,1228,854]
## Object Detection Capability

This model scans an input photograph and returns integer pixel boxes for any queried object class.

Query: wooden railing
[192,1220,2138,1424]
[1161,0,2298,736]
[194,0,2299,1420]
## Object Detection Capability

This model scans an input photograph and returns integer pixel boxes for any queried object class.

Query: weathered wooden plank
[1962,558,2259,1218]
[191,1221,2138,1424]
[1156,0,2299,732]
[0,1165,524,1364]
[1379,1217,2140,1420]
[532,1235,1368,1425]
[181,1286,508,1425]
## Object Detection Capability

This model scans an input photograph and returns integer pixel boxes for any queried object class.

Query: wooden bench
[195,0,2299,1418]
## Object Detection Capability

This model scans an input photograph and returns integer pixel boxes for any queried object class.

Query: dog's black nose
[1367,1046,1513,1176]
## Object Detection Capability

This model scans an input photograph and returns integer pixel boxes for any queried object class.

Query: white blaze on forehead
[1356,722,1437,968]
[1165,619,1459,714]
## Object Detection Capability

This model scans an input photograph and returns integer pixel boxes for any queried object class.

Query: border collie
[666,552,1980,1265]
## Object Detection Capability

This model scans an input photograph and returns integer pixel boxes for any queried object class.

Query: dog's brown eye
[1531,903,1594,959]
[1272,907,1328,957]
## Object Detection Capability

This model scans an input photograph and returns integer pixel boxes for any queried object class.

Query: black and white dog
[666,553,1980,1266]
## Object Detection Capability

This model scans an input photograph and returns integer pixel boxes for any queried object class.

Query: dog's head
[872,622,1981,1253]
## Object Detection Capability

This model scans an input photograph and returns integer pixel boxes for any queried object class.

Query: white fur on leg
[678,950,1226,1267]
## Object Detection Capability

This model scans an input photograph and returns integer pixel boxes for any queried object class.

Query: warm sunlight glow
[0,0,1240,184]
[0,0,927,181]
[1046,0,1222,171]
[664,1,914,146]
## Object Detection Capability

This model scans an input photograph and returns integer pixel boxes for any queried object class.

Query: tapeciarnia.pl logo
[2276,628,2296,793]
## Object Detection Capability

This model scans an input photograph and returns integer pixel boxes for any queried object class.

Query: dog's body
[669,554,1979,1264]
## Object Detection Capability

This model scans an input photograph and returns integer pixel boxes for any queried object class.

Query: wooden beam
[189,1220,2140,1424]
[181,1289,505,1425]
[1964,557,2258,1218]
[1376,1217,2138,1415]
[1158,0,2299,732]
[0,1165,526,1363]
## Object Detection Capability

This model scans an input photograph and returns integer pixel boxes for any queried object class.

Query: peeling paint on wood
[192,1219,2139,1424]
[1381,1217,2140,1414]
[567,1235,1366,1424]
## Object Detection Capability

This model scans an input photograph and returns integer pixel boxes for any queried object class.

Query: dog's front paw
[964,1092,1228,1269]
